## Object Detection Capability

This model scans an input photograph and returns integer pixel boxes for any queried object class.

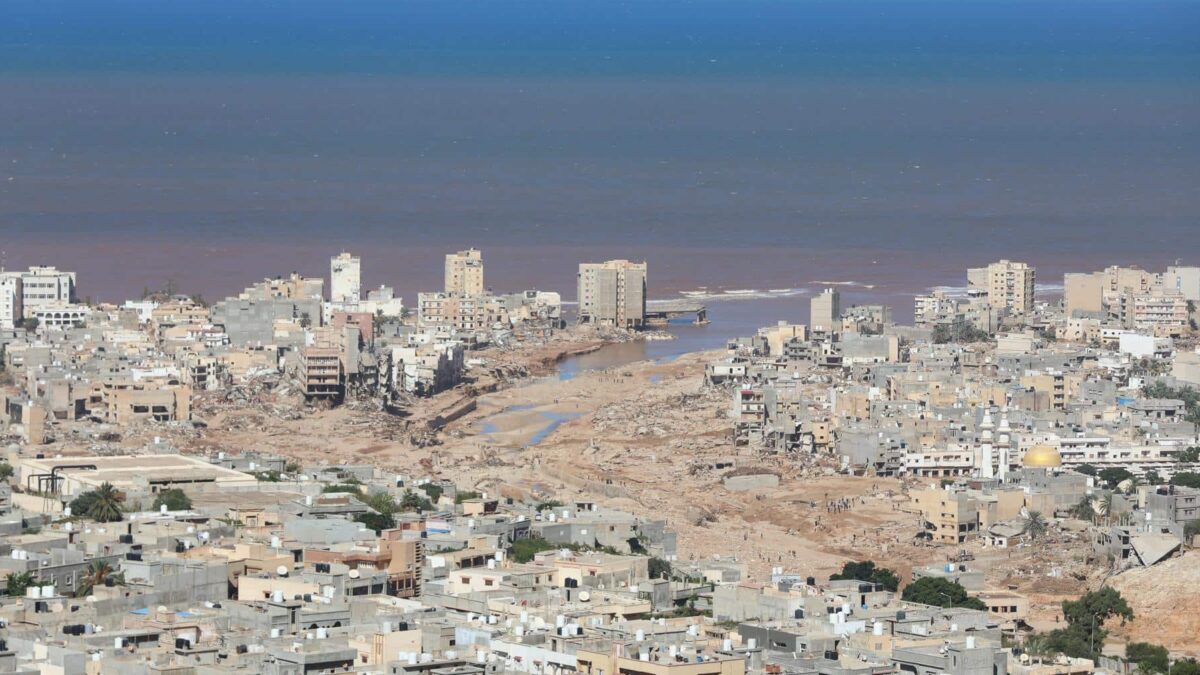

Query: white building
[330,252,361,304]
[1,265,76,318]
[30,303,90,329]
[0,275,21,330]
[1118,332,1173,359]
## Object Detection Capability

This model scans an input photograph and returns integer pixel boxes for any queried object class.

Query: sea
[2,0,1197,358]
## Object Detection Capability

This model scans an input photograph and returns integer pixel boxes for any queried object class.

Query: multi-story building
[969,260,1035,315]
[330,252,361,303]
[0,275,21,330]
[1063,272,1104,317]
[299,346,343,400]
[1165,265,1200,301]
[1132,291,1188,333]
[444,249,484,297]
[809,288,841,332]
[0,265,76,317]
[577,260,647,328]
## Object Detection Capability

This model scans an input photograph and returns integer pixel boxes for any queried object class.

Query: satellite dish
[578,591,591,602]
[277,566,289,576]
[348,569,361,579]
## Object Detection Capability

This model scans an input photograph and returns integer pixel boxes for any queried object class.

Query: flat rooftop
[19,454,258,489]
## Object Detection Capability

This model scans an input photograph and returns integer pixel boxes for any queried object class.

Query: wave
[927,285,973,299]
[810,280,877,289]
[667,287,811,302]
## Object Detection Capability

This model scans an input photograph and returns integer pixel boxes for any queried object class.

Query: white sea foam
[669,287,810,301]
[810,280,877,289]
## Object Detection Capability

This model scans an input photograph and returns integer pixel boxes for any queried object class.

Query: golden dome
[1023,444,1062,468]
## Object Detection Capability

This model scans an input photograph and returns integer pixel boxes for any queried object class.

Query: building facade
[444,249,484,297]
[577,260,647,329]
[330,252,362,304]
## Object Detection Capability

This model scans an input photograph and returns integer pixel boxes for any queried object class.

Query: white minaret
[978,409,995,479]
[996,411,1012,479]
[330,252,361,304]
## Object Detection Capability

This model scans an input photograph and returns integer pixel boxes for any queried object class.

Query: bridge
[646,300,708,325]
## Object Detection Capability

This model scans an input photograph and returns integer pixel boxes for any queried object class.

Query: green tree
[361,492,397,515]
[830,560,900,591]
[901,577,986,609]
[1098,467,1133,489]
[1178,447,1200,464]
[509,537,561,563]
[1144,470,1162,486]
[72,483,124,522]
[21,317,39,333]
[1024,511,1048,540]
[1171,472,1200,489]
[399,490,433,513]
[1183,519,1200,540]
[418,483,443,503]
[1126,642,1170,674]
[74,560,122,598]
[152,489,192,512]
[322,483,364,494]
[649,557,672,580]
[5,571,37,597]
[455,491,482,504]
[1170,660,1200,675]
[0,462,13,481]
[354,511,396,534]
[1068,497,1096,521]
[1075,464,1098,477]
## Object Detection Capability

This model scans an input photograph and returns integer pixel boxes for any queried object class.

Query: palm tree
[74,560,121,598]
[85,483,125,523]
[1024,511,1048,541]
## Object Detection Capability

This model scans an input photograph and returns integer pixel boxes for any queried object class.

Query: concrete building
[444,249,484,297]
[577,260,647,329]
[0,265,76,318]
[970,260,1035,315]
[810,288,841,332]
[299,346,343,401]
[330,252,362,303]
[0,274,21,330]
[1063,272,1104,317]
[100,378,192,425]
[1132,291,1188,332]
[1165,265,1200,301]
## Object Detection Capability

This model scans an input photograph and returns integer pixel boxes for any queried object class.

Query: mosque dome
[1022,444,1062,468]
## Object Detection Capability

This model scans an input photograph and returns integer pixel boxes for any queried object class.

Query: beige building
[577,260,647,329]
[100,379,192,425]
[1063,272,1104,317]
[970,259,1035,315]
[1132,291,1188,333]
[445,249,484,296]
[16,454,257,499]
[299,346,342,400]
[809,288,841,332]
[330,251,361,303]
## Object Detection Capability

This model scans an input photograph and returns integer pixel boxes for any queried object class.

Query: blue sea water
[1,0,1196,346]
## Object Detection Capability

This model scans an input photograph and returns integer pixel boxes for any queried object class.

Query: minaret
[978,409,995,479]
[996,410,1012,479]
